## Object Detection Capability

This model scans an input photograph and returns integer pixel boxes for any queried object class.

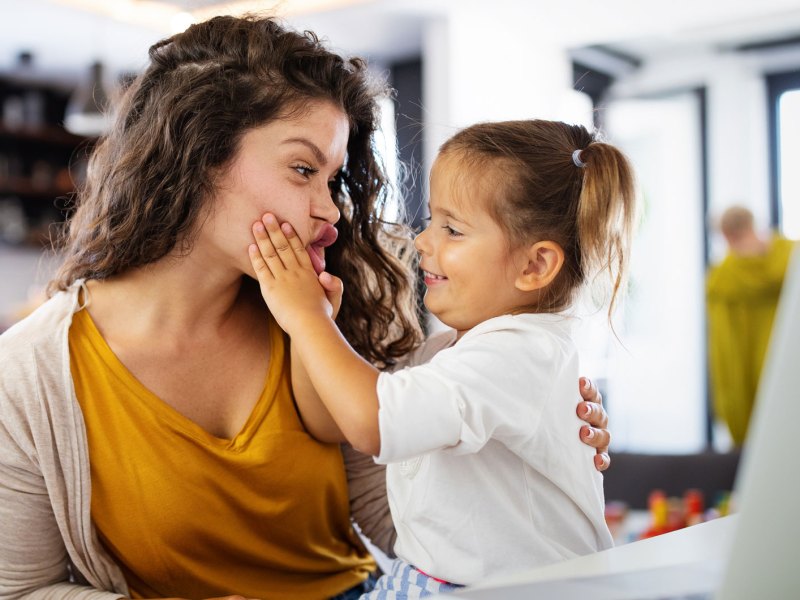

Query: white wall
[422,9,576,173]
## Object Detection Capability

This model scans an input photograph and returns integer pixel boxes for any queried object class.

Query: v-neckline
[74,306,281,451]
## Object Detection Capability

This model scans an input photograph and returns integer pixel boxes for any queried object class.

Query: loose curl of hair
[50,14,422,366]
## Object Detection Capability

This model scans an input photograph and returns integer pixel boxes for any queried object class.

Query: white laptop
[442,245,800,599]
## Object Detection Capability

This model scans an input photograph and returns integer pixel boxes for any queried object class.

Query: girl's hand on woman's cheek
[577,377,611,472]
[248,213,332,334]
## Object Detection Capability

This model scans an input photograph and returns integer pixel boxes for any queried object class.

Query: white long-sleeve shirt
[375,313,613,585]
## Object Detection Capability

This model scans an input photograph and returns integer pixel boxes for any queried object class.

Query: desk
[447,515,736,599]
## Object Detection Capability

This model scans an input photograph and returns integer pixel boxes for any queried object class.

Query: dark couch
[603,450,741,510]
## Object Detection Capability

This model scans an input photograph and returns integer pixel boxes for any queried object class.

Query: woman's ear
[515,241,565,291]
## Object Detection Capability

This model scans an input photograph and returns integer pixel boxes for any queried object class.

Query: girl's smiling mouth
[422,270,448,285]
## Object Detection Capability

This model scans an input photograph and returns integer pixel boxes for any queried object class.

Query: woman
[0,15,610,600]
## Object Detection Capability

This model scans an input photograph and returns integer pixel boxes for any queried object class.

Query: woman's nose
[312,184,340,224]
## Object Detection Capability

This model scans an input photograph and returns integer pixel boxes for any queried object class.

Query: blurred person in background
[707,205,795,446]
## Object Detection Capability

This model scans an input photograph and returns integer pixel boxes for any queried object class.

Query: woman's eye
[293,165,318,178]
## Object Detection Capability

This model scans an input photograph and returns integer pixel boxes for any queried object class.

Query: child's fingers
[279,221,314,270]
[318,272,343,294]
[261,213,300,269]
[248,243,274,281]
[318,272,343,319]
[252,220,284,274]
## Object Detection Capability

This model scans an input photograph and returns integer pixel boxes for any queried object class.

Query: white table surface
[442,514,737,599]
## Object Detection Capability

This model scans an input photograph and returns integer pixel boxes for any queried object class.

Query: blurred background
[1,0,798,466]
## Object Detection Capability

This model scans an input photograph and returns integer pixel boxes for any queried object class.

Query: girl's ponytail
[574,142,637,319]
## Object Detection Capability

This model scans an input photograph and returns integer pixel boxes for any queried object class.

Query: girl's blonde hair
[440,119,636,319]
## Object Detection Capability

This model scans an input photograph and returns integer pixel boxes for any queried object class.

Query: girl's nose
[414,227,429,255]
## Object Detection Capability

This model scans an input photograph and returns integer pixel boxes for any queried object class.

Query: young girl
[248,119,636,597]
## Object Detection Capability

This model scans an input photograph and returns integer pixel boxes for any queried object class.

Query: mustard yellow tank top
[69,307,374,599]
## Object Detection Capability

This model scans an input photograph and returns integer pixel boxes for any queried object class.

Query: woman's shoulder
[0,288,79,461]
[0,285,79,362]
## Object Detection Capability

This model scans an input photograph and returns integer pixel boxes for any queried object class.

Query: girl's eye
[293,165,318,178]
[444,225,462,237]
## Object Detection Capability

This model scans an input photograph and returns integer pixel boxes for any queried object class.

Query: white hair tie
[572,149,586,168]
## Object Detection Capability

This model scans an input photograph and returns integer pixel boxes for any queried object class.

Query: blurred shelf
[0,123,88,146]
[0,176,73,199]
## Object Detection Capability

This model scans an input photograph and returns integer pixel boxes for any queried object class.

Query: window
[767,70,800,238]
[581,91,708,453]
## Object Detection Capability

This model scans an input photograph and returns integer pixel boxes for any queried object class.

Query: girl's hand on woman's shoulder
[576,377,611,472]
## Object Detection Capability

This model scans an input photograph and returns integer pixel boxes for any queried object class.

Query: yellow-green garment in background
[706,236,795,446]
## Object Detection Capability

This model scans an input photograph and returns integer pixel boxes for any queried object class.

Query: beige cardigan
[0,283,393,600]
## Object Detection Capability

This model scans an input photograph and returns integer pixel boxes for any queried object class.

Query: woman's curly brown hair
[50,14,422,366]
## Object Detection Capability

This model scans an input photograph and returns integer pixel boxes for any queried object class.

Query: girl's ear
[515,241,565,291]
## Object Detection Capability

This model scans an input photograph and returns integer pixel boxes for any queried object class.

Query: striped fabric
[361,559,464,599]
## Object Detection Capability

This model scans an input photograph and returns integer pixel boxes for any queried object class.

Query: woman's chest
[115,332,272,439]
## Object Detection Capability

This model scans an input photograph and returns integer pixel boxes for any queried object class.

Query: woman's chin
[308,247,326,275]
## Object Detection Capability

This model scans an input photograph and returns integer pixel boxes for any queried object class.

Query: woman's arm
[0,336,123,600]
[342,444,396,557]
[0,411,125,600]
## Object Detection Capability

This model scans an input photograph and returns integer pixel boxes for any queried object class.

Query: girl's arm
[249,214,382,456]
[249,214,613,464]
[287,271,349,444]
[290,343,346,443]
